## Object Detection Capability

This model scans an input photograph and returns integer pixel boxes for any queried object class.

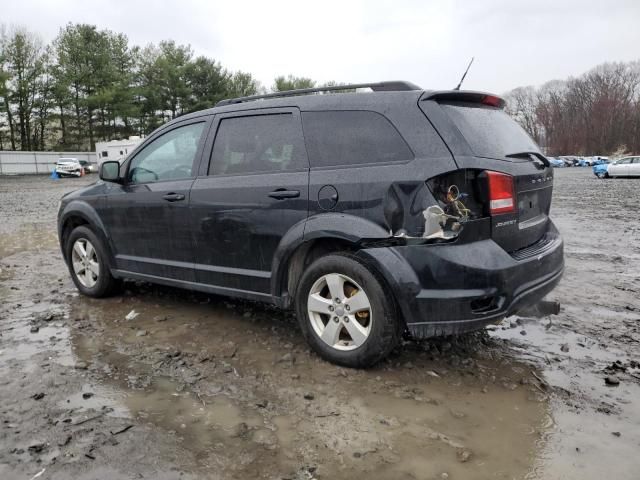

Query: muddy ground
[0,169,638,480]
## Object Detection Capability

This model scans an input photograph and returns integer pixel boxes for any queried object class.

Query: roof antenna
[454,57,474,91]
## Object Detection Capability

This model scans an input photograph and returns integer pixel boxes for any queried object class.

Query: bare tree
[505,62,640,156]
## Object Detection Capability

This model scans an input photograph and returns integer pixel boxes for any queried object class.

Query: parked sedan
[607,156,640,177]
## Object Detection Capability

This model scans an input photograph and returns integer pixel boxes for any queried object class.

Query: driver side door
[101,118,210,282]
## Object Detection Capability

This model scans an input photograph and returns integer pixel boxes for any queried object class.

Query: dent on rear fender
[301,179,469,248]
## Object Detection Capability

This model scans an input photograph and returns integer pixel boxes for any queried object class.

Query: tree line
[3,23,638,156]
[0,23,320,152]
[504,61,640,156]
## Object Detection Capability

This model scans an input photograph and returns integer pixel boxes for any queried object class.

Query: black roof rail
[216,80,422,107]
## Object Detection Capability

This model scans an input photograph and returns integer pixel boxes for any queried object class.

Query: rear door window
[440,102,540,159]
[302,111,413,168]
[209,113,307,175]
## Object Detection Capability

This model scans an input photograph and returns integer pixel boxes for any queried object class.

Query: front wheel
[66,226,119,297]
[295,253,401,368]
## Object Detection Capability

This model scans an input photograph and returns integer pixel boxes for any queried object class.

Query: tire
[295,253,401,368]
[65,225,119,298]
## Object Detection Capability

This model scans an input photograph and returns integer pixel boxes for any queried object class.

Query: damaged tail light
[423,169,516,241]
[486,171,515,215]
[427,170,485,221]
[424,170,486,239]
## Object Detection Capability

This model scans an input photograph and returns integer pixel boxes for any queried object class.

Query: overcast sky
[4,0,640,94]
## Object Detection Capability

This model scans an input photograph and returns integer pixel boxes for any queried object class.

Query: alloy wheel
[307,273,373,351]
[71,238,100,288]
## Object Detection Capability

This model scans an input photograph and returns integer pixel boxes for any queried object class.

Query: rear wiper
[505,151,550,167]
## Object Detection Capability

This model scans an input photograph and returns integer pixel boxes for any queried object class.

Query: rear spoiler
[420,90,506,109]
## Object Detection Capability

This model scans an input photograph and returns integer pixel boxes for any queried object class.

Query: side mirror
[99,161,121,182]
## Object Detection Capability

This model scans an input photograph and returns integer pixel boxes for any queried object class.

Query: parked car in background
[79,160,95,174]
[55,158,83,177]
[592,162,609,178]
[549,157,565,168]
[582,156,599,166]
[606,156,640,177]
[562,156,581,167]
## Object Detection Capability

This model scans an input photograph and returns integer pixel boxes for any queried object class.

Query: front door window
[128,123,205,184]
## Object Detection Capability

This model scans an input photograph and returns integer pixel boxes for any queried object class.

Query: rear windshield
[440,102,540,159]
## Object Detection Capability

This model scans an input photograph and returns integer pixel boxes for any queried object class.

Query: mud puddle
[0,223,59,259]
[60,280,552,479]
[491,314,640,480]
[3,169,639,479]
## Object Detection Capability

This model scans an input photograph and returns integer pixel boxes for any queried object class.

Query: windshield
[440,101,540,159]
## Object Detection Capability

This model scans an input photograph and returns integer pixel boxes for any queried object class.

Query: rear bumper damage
[356,221,564,339]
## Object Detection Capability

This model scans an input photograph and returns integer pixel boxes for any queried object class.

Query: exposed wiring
[446,185,471,220]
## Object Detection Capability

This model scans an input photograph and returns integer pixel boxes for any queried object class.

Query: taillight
[487,171,515,215]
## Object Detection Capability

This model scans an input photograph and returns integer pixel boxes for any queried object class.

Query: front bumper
[357,222,564,339]
[56,167,81,176]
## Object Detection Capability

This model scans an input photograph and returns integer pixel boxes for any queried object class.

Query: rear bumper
[356,222,564,339]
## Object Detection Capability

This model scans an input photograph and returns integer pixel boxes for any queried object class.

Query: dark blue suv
[58,81,564,367]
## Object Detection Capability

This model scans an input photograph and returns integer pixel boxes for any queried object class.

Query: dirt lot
[0,169,638,480]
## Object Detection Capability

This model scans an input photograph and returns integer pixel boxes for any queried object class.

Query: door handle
[162,193,185,202]
[268,189,300,199]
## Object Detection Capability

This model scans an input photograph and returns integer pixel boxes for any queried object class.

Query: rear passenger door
[190,108,309,296]
[302,110,418,229]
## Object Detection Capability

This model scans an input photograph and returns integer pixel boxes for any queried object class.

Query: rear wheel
[295,253,401,368]
[66,226,119,297]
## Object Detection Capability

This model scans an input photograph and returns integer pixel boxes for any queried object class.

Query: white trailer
[95,136,144,165]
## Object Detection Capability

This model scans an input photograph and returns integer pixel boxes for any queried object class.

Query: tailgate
[420,95,554,253]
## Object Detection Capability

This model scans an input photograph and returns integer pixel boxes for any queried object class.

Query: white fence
[0,151,95,175]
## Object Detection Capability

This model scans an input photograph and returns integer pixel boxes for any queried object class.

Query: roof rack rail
[216,80,422,107]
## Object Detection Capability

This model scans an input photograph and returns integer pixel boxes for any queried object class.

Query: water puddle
[0,223,59,259]
[63,282,553,479]
[492,316,640,480]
